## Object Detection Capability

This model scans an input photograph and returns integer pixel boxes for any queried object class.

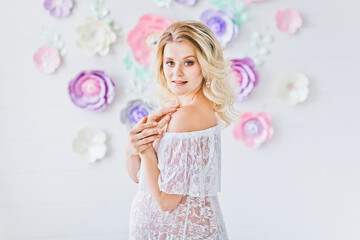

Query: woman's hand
[128,105,179,154]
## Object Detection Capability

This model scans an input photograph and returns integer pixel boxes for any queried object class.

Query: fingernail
[165,115,170,120]
[153,122,158,126]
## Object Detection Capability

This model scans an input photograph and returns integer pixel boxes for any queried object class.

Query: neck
[175,87,203,107]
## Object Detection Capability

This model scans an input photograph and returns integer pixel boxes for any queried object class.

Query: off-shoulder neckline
[163,124,220,136]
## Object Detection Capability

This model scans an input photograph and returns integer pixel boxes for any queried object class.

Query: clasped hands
[128,104,180,155]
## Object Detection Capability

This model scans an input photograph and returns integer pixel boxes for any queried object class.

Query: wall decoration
[33,29,67,74]
[123,51,151,83]
[127,14,175,67]
[275,71,309,106]
[43,0,74,18]
[233,112,274,148]
[68,70,115,111]
[153,0,172,7]
[72,127,107,163]
[120,99,155,129]
[175,0,199,6]
[275,8,303,34]
[231,58,259,101]
[76,0,121,56]
[244,27,273,66]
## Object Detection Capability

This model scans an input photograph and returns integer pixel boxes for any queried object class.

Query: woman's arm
[125,105,179,183]
[140,147,183,212]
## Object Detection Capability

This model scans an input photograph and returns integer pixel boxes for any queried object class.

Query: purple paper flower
[231,58,259,101]
[68,70,115,111]
[44,0,74,18]
[200,9,238,47]
[175,0,199,7]
[120,100,154,129]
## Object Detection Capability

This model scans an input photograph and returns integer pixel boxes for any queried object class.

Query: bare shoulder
[166,104,218,133]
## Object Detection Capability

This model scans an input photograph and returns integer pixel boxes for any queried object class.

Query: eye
[166,61,174,66]
[184,61,194,66]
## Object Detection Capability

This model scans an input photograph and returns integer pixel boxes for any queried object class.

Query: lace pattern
[130,125,228,239]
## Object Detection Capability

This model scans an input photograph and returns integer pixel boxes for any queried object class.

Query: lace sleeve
[156,127,221,197]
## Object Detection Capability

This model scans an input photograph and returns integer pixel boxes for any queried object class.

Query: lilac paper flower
[231,58,259,101]
[175,0,199,7]
[44,0,74,18]
[120,100,154,129]
[68,70,115,111]
[200,9,238,47]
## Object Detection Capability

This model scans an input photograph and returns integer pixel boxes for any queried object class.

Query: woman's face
[163,40,204,96]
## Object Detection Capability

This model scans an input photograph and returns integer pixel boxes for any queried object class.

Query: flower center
[54,0,63,7]
[81,78,101,96]
[129,106,149,124]
[287,82,294,90]
[244,119,262,137]
[145,32,161,50]
[207,17,226,35]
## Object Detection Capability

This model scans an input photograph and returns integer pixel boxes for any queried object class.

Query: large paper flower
[231,58,259,101]
[33,46,61,74]
[275,71,309,106]
[275,8,303,34]
[76,17,117,56]
[175,0,199,6]
[72,127,107,163]
[120,99,154,129]
[200,9,238,47]
[68,70,115,111]
[43,0,74,18]
[234,112,274,148]
[127,14,175,67]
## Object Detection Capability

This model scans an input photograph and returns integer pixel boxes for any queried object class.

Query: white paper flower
[275,71,309,106]
[72,127,107,163]
[76,17,117,56]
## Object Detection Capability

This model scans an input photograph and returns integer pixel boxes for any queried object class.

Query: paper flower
[33,46,61,74]
[231,58,259,101]
[76,17,117,56]
[120,99,154,129]
[234,112,274,148]
[68,70,115,111]
[43,0,74,18]
[153,0,172,7]
[200,9,238,47]
[275,8,303,34]
[275,71,309,106]
[127,14,175,67]
[175,0,199,6]
[72,127,107,163]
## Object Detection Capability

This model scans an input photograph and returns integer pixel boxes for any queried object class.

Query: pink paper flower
[275,8,303,34]
[233,112,274,148]
[33,45,61,74]
[127,14,175,67]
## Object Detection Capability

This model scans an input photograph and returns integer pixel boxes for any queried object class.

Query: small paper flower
[175,0,198,6]
[120,99,154,129]
[153,0,172,7]
[275,8,303,34]
[33,46,61,74]
[43,0,74,18]
[76,17,117,56]
[234,112,274,148]
[275,71,309,106]
[200,9,238,47]
[127,14,175,67]
[72,127,107,163]
[68,70,115,111]
[231,58,259,101]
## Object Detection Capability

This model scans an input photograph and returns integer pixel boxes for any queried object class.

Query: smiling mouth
[172,80,188,84]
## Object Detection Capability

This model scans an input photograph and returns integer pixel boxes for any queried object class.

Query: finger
[132,121,158,134]
[135,116,147,126]
[149,106,179,121]
[157,114,171,129]
[138,143,153,153]
[138,134,161,146]
[137,127,162,141]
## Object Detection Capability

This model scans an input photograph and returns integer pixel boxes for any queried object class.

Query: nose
[174,64,183,77]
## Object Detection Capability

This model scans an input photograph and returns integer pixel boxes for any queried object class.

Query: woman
[126,20,237,239]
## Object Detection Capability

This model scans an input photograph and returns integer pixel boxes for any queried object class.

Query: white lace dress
[129,125,228,240]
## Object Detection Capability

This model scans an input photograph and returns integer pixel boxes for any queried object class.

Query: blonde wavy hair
[151,20,238,128]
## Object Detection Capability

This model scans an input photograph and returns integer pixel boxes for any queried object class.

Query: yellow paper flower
[76,17,117,56]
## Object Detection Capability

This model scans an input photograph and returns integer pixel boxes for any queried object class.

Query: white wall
[0,0,359,239]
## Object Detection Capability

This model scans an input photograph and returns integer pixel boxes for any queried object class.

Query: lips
[172,80,188,84]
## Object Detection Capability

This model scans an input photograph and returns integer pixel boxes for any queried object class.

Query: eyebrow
[164,55,196,60]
